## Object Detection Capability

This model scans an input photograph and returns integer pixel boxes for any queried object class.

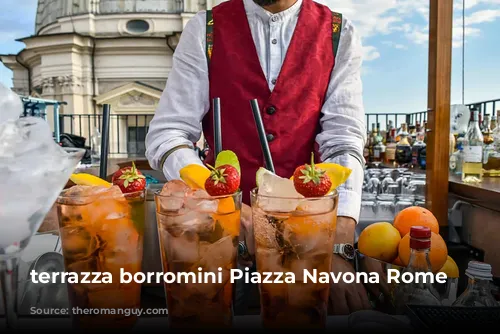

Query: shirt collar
[243,0,303,22]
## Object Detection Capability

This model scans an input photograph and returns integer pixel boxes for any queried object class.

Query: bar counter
[449,174,500,213]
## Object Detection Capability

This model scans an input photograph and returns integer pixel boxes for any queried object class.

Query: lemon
[70,173,112,187]
[290,162,351,193]
[438,256,459,278]
[179,164,211,189]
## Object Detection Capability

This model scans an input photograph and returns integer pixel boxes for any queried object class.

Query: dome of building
[35,0,185,34]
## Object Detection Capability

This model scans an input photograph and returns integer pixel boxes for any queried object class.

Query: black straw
[213,97,222,157]
[99,104,111,179]
[250,99,275,173]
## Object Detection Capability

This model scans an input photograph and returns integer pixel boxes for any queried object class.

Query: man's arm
[316,16,366,230]
[145,12,209,179]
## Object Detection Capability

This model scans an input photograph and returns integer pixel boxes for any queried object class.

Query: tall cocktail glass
[155,181,241,328]
[56,185,145,329]
[251,188,339,328]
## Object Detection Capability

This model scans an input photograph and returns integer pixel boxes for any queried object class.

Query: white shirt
[145,0,367,222]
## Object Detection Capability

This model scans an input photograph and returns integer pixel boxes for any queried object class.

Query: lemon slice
[70,173,112,187]
[290,162,352,193]
[256,167,273,187]
[215,150,240,175]
[179,164,211,189]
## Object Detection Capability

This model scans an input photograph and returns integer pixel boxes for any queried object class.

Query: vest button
[266,106,276,115]
[266,133,275,142]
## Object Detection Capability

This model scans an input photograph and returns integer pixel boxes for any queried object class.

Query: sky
[1,0,500,115]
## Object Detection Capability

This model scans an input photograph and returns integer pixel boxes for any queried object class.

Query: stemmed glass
[0,146,85,329]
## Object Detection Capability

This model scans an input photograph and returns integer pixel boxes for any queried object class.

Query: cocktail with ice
[251,156,350,328]
[155,151,242,328]
[56,165,146,329]
[0,84,85,329]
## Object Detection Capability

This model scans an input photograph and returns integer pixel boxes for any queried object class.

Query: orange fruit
[438,256,459,278]
[398,231,448,272]
[393,207,439,237]
[358,222,401,263]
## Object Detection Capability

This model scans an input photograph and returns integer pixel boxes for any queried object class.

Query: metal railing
[54,98,500,157]
[366,98,500,131]
[58,113,154,157]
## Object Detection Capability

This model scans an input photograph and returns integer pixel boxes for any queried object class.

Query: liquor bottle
[393,226,441,314]
[412,124,426,168]
[386,120,394,142]
[484,114,500,177]
[368,123,376,162]
[490,112,498,132]
[449,141,464,175]
[482,114,491,134]
[462,109,484,183]
[452,261,497,307]
[373,124,386,164]
[395,123,412,168]
[385,128,397,165]
[408,125,417,145]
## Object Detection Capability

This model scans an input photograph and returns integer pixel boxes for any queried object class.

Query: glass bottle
[90,127,101,166]
[452,261,497,307]
[385,128,397,165]
[395,123,412,168]
[368,123,376,163]
[412,125,426,168]
[449,143,464,175]
[462,109,484,183]
[373,124,386,165]
[393,226,442,314]
[484,114,500,177]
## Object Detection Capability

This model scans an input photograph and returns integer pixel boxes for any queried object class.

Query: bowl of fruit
[354,207,459,312]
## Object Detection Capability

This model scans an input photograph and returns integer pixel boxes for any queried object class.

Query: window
[128,126,148,156]
[126,20,150,34]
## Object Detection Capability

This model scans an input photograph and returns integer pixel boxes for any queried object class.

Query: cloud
[363,46,380,61]
[316,0,500,58]
[382,41,407,50]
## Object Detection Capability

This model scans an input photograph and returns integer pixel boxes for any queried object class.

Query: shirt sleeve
[316,17,367,223]
[145,12,209,179]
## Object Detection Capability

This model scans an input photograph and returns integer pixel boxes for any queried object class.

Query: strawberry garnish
[292,153,332,197]
[204,164,240,196]
[112,162,146,194]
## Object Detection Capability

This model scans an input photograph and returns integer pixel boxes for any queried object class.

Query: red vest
[203,0,336,204]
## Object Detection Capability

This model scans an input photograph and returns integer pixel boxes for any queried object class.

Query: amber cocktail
[56,185,145,329]
[251,188,338,328]
[155,180,241,328]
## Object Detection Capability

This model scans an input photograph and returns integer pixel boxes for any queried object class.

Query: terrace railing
[58,113,155,157]
[366,98,500,131]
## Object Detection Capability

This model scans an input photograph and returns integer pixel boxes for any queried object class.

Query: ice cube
[167,233,200,263]
[160,180,190,197]
[0,84,23,124]
[296,197,335,214]
[258,175,303,212]
[257,172,303,212]
[184,189,219,213]
[59,226,99,261]
[256,248,283,273]
[198,235,235,270]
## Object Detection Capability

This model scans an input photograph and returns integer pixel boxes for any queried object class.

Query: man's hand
[238,203,255,267]
[328,216,371,315]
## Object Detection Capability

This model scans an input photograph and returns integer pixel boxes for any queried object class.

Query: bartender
[145,0,369,315]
